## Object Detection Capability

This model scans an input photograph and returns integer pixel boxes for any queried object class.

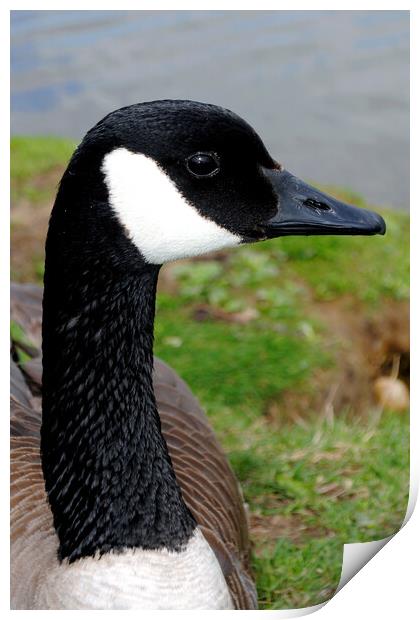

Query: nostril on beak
[303,198,332,212]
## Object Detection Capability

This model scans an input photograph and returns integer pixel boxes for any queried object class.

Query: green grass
[11,136,410,609]
[11,136,76,204]
[245,411,409,608]
[155,283,409,607]
[277,210,409,303]
[155,293,325,418]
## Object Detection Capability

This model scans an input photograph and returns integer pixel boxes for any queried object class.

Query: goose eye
[186,152,220,178]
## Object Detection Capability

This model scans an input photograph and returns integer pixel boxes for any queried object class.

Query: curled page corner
[268,519,411,616]
[335,535,393,594]
[273,534,398,618]
[403,484,418,526]
[335,484,417,596]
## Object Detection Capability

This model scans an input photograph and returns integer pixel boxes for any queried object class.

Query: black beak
[258,169,386,238]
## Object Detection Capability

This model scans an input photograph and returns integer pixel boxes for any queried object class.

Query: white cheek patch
[101,148,241,264]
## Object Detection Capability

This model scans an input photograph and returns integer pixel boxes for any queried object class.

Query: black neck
[41,183,196,562]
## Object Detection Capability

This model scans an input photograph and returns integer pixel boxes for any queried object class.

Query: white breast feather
[12,522,233,609]
[38,529,233,609]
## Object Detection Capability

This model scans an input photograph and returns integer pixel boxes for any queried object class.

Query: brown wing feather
[10,283,257,609]
[10,283,43,349]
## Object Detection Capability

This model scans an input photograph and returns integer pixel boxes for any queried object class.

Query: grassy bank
[11,136,409,609]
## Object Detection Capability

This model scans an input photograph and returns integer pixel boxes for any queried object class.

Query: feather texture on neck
[41,184,196,562]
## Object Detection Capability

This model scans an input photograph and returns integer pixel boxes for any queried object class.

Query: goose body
[11,286,253,609]
[10,100,385,609]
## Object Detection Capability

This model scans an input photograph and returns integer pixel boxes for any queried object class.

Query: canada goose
[10,100,385,610]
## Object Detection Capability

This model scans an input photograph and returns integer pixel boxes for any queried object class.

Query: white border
[3,3,417,617]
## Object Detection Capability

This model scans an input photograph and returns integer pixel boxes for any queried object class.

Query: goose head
[59,99,385,268]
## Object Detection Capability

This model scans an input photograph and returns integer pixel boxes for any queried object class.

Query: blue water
[11,10,409,209]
